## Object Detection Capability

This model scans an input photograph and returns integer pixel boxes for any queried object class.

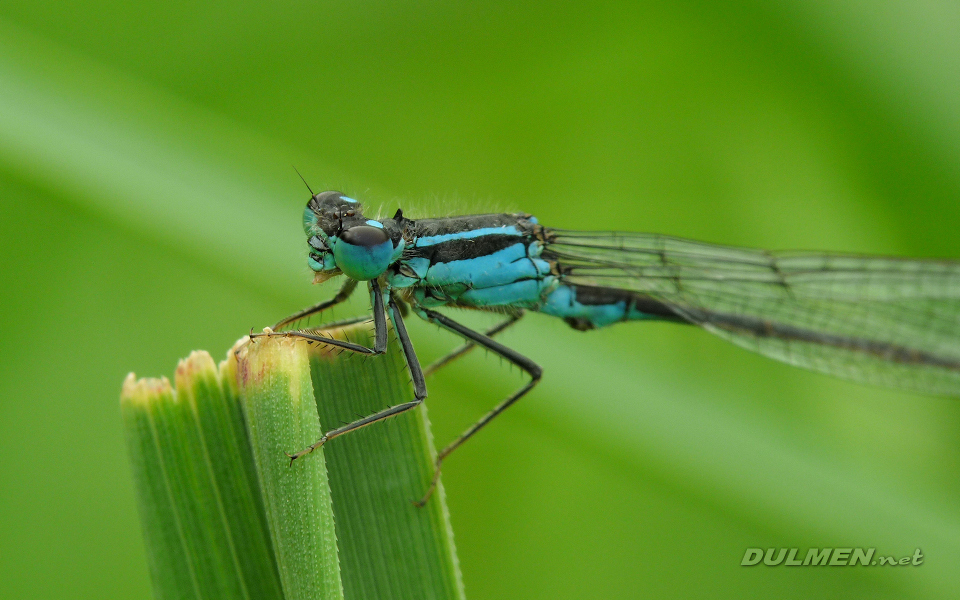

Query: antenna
[293,166,315,196]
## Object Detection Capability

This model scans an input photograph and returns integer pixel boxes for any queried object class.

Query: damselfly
[256,190,960,504]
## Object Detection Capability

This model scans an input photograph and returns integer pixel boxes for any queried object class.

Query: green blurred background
[2,1,959,598]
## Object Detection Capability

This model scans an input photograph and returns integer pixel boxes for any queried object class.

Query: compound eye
[340,225,389,247]
[333,225,394,280]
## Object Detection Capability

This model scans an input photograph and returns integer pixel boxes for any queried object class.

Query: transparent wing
[544,230,960,397]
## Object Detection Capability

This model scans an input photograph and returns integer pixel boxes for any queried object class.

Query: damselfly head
[302,191,361,282]
[302,191,397,282]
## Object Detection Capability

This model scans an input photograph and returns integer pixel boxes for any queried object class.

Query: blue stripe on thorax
[414,225,525,247]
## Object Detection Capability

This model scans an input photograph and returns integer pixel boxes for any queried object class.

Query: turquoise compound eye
[333,225,394,280]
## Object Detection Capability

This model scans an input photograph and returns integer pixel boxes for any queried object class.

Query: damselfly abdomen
[257,190,960,504]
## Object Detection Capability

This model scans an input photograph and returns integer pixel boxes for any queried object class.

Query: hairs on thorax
[367,190,517,221]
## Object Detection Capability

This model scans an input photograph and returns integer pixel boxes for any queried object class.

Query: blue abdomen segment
[540,284,680,330]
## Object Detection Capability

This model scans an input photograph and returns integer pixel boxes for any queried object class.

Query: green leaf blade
[121,375,203,600]
[188,354,284,600]
[309,325,465,600]
[236,337,344,600]
[121,351,285,600]
[124,326,464,600]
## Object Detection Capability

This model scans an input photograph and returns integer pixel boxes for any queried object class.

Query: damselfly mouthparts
[255,190,960,505]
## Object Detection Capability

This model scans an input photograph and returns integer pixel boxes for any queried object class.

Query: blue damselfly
[256,190,960,504]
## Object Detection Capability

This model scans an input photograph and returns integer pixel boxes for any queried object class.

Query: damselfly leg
[413,307,542,507]
[296,314,376,331]
[424,312,524,377]
[251,278,386,358]
[271,294,540,506]
[272,278,359,331]
[284,295,428,462]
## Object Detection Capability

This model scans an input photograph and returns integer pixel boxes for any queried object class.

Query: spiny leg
[252,279,390,462]
[413,307,542,507]
[423,312,524,378]
[285,292,428,462]
[278,315,379,348]
[251,279,387,357]
[368,279,388,353]
[299,314,374,331]
[389,297,427,399]
[272,278,359,331]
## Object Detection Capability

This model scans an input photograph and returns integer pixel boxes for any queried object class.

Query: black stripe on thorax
[412,235,529,265]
